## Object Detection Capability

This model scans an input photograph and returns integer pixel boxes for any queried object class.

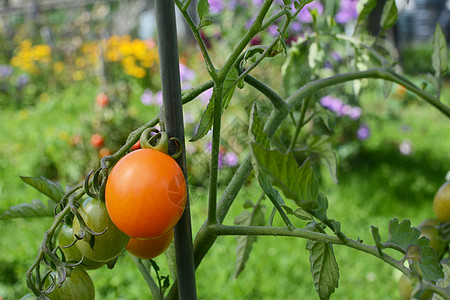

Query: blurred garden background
[0,0,449,299]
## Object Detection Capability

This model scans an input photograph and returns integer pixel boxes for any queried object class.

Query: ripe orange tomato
[90,134,104,149]
[126,228,174,259]
[96,93,109,107]
[131,140,141,151]
[105,149,186,239]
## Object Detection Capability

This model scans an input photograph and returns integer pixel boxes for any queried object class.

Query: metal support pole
[154,1,197,299]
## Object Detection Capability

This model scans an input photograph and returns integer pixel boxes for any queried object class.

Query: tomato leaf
[305,135,338,184]
[0,199,54,220]
[250,143,319,211]
[306,235,340,299]
[196,0,210,23]
[223,67,239,110]
[433,264,450,300]
[379,0,397,32]
[20,176,64,203]
[234,201,266,278]
[388,219,444,282]
[248,103,270,148]
[190,94,214,142]
[353,0,378,35]
[432,24,448,78]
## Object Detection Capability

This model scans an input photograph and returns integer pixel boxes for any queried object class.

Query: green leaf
[432,264,450,300]
[306,239,340,300]
[223,67,239,109]
[250,143,319,210]
[20,176,64,203]
[190,94,214,142]
[353,0,378,35]
[379,0,398,32]
[432,24,448,77]
[388,219,444,282]
[305,135,338,184]
[196,0,210,22]
[234,201,266,278]
[248,104,270,148]
[198,18,213,29]
[0,199,54,220]
[249,104,289,223]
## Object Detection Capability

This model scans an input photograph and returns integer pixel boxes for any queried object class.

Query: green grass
[0,79,449,299]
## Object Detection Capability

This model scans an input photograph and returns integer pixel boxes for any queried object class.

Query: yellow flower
[53,61,65,73]
[72,70,85,81]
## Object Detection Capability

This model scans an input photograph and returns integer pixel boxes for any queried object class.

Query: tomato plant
[126,228,174,259]
[72,197,129,262]
[433,181,450,222]
[58,224,105,270]
[5,1,450,300]
[105,148,186,239]
[47,267,95,300]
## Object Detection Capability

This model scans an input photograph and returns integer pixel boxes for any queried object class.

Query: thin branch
[174,0,217,79]
[130,255,162,299]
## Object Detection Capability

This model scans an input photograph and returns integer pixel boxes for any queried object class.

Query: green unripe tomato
[418,218,446,258]
[48,267,95,300]
[398,275,432,300]
[72,197,129,262]
[58,224,105,270]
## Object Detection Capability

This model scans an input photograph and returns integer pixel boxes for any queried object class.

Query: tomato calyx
[72,208,108,250]
[84,168,107,200]
[140,127,183,159]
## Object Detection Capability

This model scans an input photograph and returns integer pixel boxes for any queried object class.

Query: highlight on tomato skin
[105,148,187,239]
[126,228,174,259]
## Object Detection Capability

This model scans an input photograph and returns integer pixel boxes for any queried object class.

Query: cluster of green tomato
[23,133,187,299]
[398,181,450,300]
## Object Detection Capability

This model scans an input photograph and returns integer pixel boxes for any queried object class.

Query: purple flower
[330,51,342,62]
[154,90,163,105]
[357,124,370,140]
[0,65,13,78]
[140,88,153,105]
[140,89,163,106]
[16,74,29,90]
[209,0,224,14]
[179,63,196,84]
[200,88,213,105]
[223,151,239,167]
[348,107,362,120]
[298,2,324,23]
[335,0,359,24]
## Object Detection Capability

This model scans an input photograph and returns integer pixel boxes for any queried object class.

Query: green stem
[174,0,217,79]
[287,96,311,153]
[25,184,85,295]
[207,224,411,275]
[217,0,273,81]
[286,68,450,118]
[265,191,295,230]
[244,75,287,111]
[130,256,161,299]
[207,82,224,225]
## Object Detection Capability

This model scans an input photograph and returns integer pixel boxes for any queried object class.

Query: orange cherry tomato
[131,140,141,151]
[105,149,186,239]
[126,228,174,259]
